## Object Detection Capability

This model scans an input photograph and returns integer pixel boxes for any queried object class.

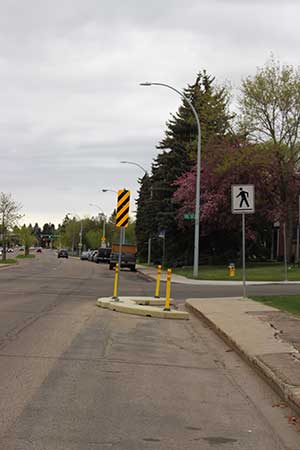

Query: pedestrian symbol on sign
[231,185,254,214]
[236,187,250,208]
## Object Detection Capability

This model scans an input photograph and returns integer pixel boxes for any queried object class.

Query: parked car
[36,248,42,253]
[57,249,68,259]
[80,251,90,260]
[7,248,14,253]
[92,250,99,262]
[88,250,97,261]
[95,247,111,264]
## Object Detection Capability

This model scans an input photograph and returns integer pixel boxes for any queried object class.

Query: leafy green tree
[17,225,36,255]
[85,229,102,249]
[0,193,22,260]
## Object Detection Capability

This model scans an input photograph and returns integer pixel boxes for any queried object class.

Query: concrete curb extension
[96,296,188,320]
[186,300,300,415]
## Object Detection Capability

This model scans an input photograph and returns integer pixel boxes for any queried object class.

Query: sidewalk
[137,264,300,285]
[186,297,300,414]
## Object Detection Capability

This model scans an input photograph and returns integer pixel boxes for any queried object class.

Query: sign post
[231,185,255,298]
[114,189,130,301]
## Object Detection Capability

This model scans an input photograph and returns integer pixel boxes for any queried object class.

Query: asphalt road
[0,250,299,450]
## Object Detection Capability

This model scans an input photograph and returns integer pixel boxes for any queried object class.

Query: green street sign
[184,213,195,220]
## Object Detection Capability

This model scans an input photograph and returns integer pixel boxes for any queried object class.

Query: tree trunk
[2,229,6,261]
[1,214,6,261]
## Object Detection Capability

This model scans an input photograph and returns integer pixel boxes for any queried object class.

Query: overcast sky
[0,0,299,226]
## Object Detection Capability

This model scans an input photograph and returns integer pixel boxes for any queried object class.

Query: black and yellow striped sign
[116,189,130,228]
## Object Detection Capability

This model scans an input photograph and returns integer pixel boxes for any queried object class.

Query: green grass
[174,263,300,281]
[251,296,300,315]
[0,258,17,264]
[16,254,35,259]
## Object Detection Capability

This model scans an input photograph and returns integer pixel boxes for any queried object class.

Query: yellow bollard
[164,268,172,311]
[155,265,162,298]
[112,263,119,300]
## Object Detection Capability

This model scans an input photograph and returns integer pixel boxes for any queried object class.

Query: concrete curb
[137,266,300,286]
[186,300,300,415]
[0,263,16,270]
[96,297,188,320]
[136,271,154,283]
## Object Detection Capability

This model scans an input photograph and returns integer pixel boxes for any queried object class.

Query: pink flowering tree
[173,138,300,259]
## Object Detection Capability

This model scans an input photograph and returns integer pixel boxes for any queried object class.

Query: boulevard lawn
[174,263,300,282]
[16,254,35,259]
[0,259,17,264]
[251,296,300,315]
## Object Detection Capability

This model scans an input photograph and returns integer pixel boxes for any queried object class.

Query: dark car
[58,249,68,259]
[95,247,111,264]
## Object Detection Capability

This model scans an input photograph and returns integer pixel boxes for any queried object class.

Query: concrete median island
[96,296,188,320]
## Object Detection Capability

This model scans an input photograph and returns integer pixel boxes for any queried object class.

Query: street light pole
[140,82,201,277]
[67,213,83,257]
[89,203,107,247]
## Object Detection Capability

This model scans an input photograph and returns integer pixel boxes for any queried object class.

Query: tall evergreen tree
[136,174,154,261]
[136,71,232,265]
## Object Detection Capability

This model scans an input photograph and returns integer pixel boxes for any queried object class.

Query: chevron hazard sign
[116,189,130,228]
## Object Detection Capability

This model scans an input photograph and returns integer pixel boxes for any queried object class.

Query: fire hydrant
[228,263,235,277]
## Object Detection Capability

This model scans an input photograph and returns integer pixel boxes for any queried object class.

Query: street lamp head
[120,160,148,175]
[140,82,152,86]
[101,188,117,194]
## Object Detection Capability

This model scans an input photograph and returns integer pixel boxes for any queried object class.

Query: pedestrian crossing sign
[231,185,255,214]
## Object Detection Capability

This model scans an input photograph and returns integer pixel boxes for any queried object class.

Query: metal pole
[79,221,83,257]
[162,235,166,269]
[72,227,75,256]
[270,227,274,260]
[242,213,246,298]
[147,237,151,265]
[115,228,123,301]
[101,217,106,248]
[276,227,280,259]
[283,222,288,282]
[140,82,201,278]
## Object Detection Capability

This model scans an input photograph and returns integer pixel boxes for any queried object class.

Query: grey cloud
[0,0,299,224]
